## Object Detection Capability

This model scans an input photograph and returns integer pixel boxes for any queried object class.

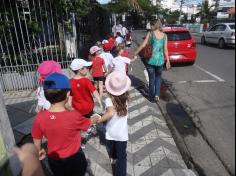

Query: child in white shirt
[36,61,62,113]
[98,72,131,176]
[112,46,136,74]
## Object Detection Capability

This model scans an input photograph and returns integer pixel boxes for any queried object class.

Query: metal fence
[0,0,78,92]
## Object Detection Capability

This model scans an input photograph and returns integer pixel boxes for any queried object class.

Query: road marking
[195,65,225,82]
[178,80,218,84]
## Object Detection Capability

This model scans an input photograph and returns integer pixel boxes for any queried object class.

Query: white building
[208,0,216,7]
[159,0,182,11]
[159,0,199,15]
[217,0,235,19]
[182,5,199,16]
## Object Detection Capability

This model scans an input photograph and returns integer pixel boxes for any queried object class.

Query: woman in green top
[135,19,171,102]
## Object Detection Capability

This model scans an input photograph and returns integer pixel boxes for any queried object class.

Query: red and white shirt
[32,110,91,160]
[91,56,105,77]
[70,78,96,115]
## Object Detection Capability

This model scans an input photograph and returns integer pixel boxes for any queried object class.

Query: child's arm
[103,64,108,76]
[130,56,137,63]
[98,106,114,123]
[35,106,43,113]
[65,96,73,111]
[14,144,45,176]
[33,139,46,161]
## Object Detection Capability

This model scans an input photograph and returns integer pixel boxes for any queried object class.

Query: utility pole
[180,0,185,12]
[179,0,185,24]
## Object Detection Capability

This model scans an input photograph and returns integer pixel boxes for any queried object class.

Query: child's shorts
[48,148,87,176]
[93,77,105,82]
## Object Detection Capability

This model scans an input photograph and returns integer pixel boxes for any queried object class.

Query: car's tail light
[188,42,196,48]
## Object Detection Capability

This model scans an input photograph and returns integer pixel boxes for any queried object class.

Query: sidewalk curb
[157,80,233,176]
[156,88,200,176]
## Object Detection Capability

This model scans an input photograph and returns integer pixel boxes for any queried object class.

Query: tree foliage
[53,0,91,20]
[162,9,181,24]
[198,0,215,23]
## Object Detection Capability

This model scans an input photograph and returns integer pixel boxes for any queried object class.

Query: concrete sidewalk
[4,38,197,176]
[5,87,197,176]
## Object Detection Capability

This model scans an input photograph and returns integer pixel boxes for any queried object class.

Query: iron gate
[0,0,78,92]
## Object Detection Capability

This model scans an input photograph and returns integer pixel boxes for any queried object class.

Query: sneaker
[81,144,86,149]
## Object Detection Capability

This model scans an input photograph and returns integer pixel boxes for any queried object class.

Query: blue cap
[43,73,71,90]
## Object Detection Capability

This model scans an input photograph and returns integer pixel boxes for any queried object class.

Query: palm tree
[128,0,142,12]
[198,0,215,23]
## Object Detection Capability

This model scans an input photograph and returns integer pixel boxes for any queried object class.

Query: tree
[165,10,181,24]
[105,0,159,14]
[198,0,215,23]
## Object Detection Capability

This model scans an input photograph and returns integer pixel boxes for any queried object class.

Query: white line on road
[195,64,225,82]
[178,80,218,84]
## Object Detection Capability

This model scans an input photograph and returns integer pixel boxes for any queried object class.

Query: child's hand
[91,114,102,125]
[39,149,47,161]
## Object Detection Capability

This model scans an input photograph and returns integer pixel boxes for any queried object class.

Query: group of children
[30,36,137,176]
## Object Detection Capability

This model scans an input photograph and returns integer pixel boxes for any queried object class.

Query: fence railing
[0,0,77,92]
[0,61,73,92]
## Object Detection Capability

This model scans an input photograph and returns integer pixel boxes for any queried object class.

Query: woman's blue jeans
[146,64,163,99]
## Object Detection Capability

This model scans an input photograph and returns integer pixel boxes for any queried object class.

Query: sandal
[155,96,160,102]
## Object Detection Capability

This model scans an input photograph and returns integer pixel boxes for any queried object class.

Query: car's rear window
[165,31,192,41]
[229,25,235,30]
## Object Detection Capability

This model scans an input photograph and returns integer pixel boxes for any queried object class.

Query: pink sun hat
[105,72,131,96]
[38,61,62,82]
[90,46,102,55]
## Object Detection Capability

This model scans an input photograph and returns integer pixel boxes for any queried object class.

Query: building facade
[217,0,235,19]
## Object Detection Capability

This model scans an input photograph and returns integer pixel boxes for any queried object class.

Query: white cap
[70,59,92,71]
[90,46,102,55]
[102,40,109,44]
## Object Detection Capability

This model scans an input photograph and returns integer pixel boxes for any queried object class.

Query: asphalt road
[162,44,235,175]
[132,30,235,175]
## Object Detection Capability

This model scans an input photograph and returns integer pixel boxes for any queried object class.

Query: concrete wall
[0,69,73,92]
[186,24,204,33]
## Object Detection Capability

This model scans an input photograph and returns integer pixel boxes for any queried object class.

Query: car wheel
[201,36,206,45]
[218,39,225,49]
[189,61,195,65]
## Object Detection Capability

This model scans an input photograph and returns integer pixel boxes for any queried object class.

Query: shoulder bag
[139,32,153,59]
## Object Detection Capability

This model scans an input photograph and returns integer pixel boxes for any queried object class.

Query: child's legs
[99,81,103,98]
[115,141,127,176]
[94,80,99,90]
[106,140,117,160]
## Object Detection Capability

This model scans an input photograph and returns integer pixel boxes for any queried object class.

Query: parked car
[163,27,197,64]
[201,23,235,49]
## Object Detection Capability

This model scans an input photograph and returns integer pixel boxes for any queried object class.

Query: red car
[163,27,197,64]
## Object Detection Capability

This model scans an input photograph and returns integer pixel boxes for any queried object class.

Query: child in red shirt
[69,58,103,118]
[32,73,100,176]
[90,46,107,99]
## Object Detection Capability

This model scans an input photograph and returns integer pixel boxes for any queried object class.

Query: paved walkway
[4,33,197,176]
[85,87,196,176]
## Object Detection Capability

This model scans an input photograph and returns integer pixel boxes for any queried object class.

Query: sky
[98,0,203,5]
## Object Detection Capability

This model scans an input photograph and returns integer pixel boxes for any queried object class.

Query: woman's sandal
[155,96,160,102]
